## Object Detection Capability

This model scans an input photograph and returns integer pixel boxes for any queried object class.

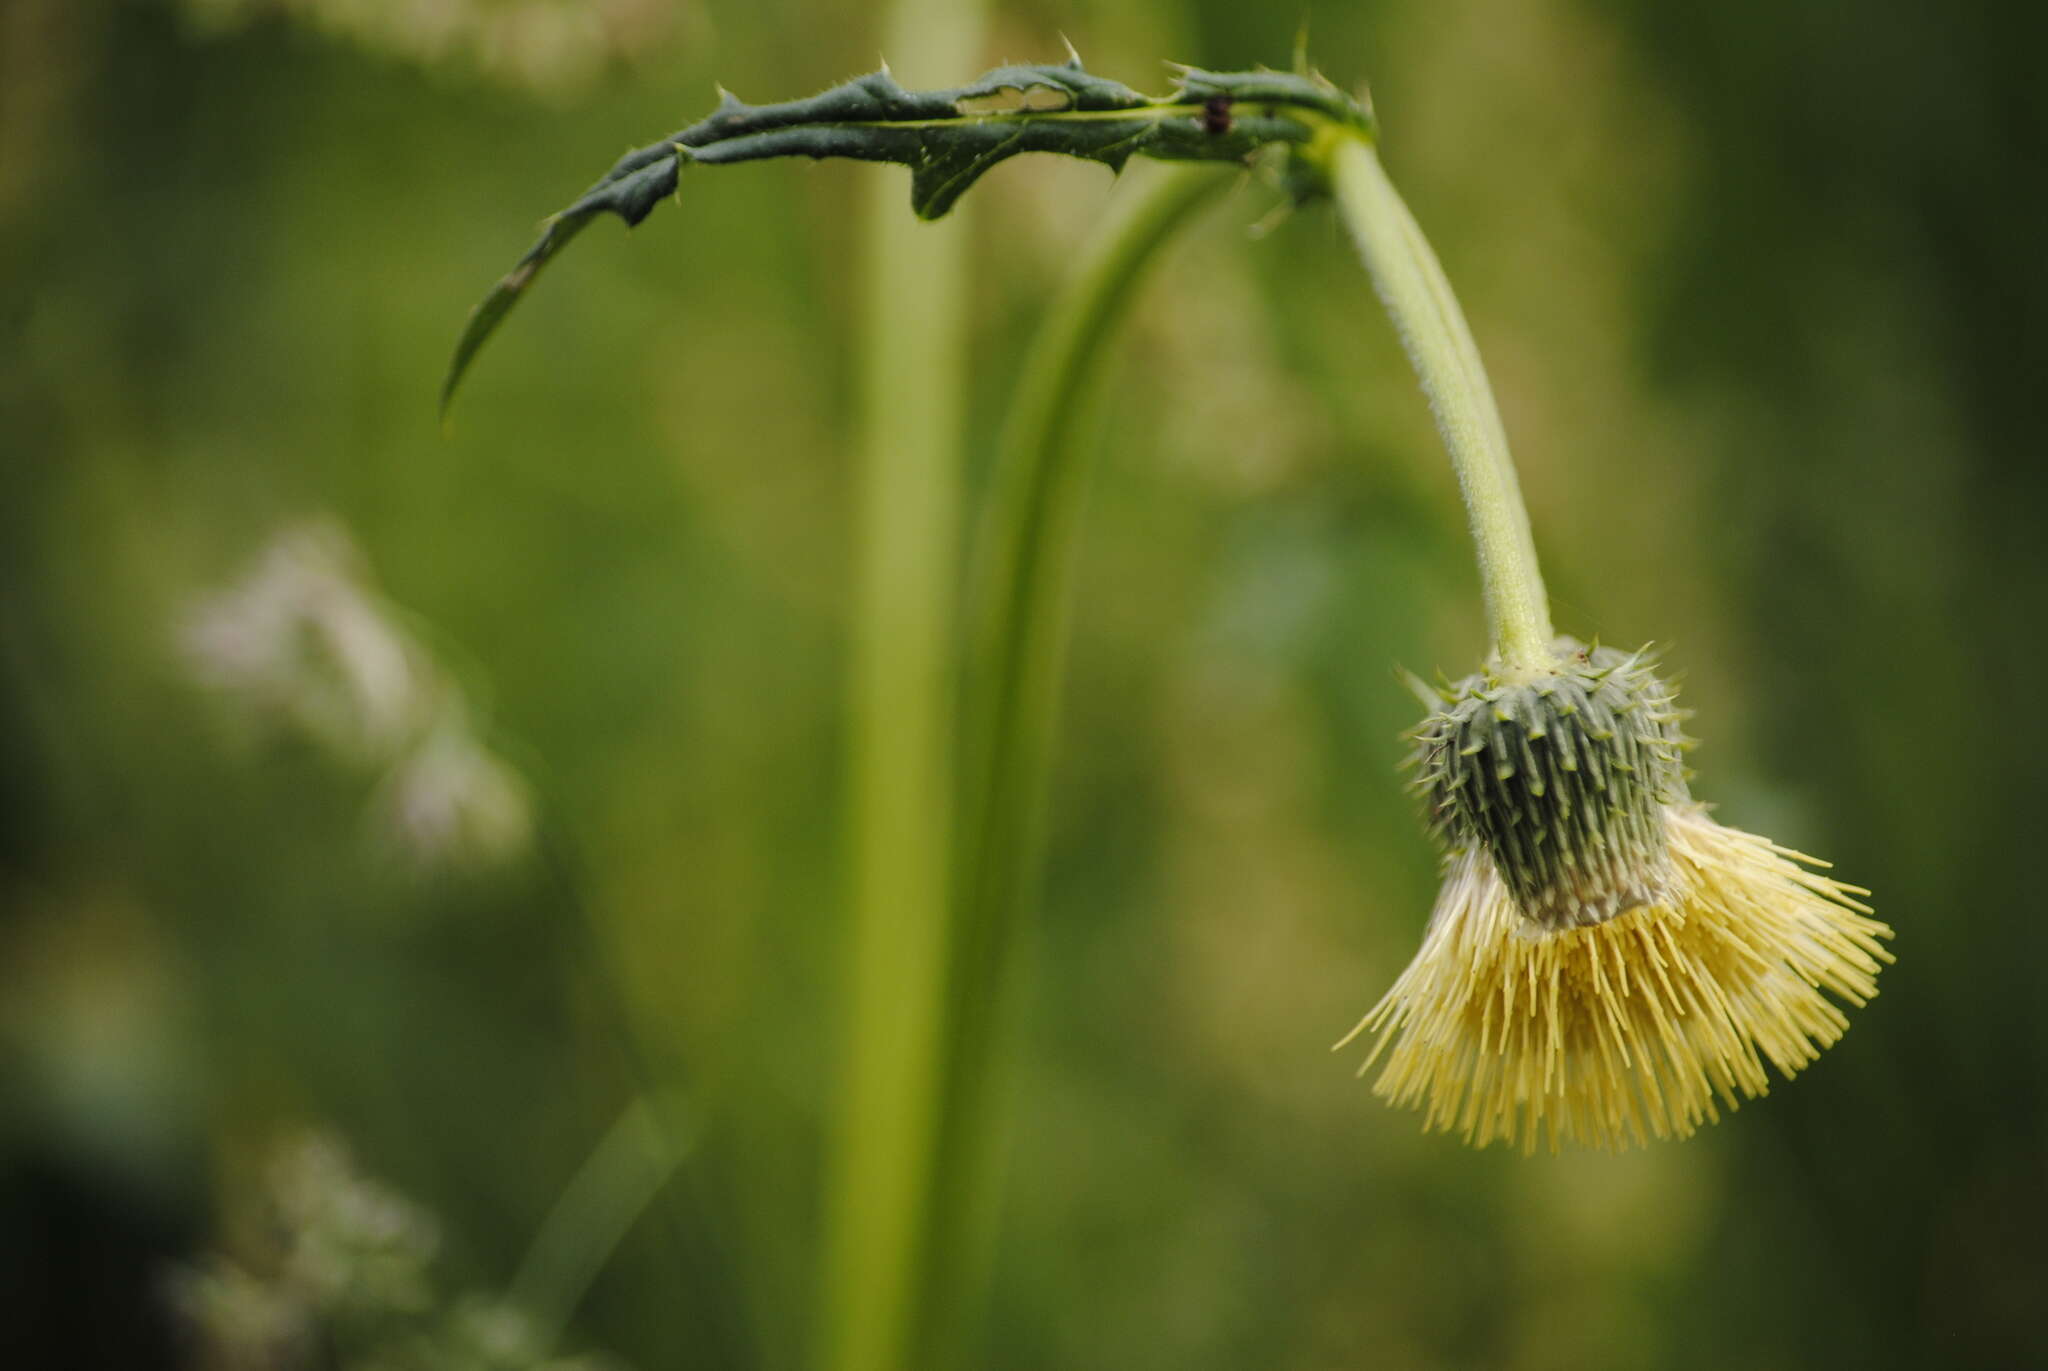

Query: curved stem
[1326,134,1555,671]
[927,162,1234,1364]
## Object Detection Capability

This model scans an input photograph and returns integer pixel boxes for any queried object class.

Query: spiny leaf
[441,58,1371,416]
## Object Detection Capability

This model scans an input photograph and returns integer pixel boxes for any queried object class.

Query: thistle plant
[1319,134,1894,1151]
[443,42,1894,1369]
[1340,644,1894,1151]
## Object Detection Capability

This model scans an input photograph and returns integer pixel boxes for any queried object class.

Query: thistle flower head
[1411,642,1687,930]
[1346,639,1894,1152]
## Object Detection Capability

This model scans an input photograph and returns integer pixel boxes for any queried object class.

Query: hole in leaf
[955,85,1072,115]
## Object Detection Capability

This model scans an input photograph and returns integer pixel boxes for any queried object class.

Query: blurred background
[5,0,2045,1366]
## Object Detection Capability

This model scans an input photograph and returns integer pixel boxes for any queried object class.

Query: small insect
[1201,95,1234,136]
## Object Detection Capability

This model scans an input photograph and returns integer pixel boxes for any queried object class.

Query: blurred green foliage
[3,0,2044,1368]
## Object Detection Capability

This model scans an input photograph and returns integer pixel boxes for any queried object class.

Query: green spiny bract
[1409,641,1691,931]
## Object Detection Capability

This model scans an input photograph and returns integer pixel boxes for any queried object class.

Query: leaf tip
[439,257,538,420]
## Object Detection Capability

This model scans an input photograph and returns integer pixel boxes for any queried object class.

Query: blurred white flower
[182,519,532,872]
[181,520,432,760]
[373,723,535,871]
[173,1133,626,1370]
[180,0,699,100]
[270,1133,441,1316]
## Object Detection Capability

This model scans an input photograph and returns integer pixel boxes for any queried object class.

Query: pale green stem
[924,162,1234,1366]
[509,1093,692,1355]
[1326,134,1555,671]
[826,4,985,1371]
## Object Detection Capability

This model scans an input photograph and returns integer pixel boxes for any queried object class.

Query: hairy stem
[825,6,987,1371]
[1326,134,1555,670]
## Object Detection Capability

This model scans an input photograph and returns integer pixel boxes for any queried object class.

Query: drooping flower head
[1340,639,1894,1152]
